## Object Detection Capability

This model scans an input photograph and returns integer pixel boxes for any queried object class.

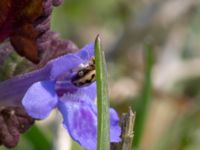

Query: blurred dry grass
[51,0,200,149]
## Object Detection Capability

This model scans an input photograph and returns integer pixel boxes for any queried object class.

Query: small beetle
[71,57,96,87]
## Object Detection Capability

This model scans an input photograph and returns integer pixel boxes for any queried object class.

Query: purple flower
[0,43,121,149]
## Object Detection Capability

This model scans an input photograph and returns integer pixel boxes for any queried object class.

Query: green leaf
[95,35,110,150]
[133,45,154,148]
[23,125,52,150]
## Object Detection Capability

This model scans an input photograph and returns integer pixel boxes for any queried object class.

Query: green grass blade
[95,35,110,150]
[133,45,154,148]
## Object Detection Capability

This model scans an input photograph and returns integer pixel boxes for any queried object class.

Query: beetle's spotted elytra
[71,56,96,87]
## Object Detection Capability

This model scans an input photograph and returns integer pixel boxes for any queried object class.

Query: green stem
[133,45,153,148]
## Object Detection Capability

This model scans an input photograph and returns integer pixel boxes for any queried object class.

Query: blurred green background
[1,0,200,149]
